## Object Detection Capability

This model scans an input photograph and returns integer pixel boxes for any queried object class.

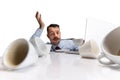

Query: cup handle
[98,52,114,65]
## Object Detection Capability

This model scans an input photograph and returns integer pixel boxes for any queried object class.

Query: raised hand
[35,11,45,30]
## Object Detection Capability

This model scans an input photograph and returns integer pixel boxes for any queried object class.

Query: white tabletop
[0,52,120,80]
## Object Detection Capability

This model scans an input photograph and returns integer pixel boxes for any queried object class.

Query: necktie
[55,46,61,50]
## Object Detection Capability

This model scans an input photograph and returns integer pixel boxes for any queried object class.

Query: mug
[30,37,51,57]
[2,38,38,70]
[98,27,120,65]
[79,40,100,59]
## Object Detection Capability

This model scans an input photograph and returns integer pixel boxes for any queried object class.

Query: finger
[36,12,41,22]
[36,11,41,20]
[35,11,38,18]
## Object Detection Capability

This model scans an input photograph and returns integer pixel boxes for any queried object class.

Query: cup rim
[2,38,38,70]
[2,38,29,69]
[101,27,120,57]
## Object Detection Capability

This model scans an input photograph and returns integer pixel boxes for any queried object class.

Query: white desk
[0,52,120,80]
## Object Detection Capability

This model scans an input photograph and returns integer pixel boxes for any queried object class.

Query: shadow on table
[100,64,120,71]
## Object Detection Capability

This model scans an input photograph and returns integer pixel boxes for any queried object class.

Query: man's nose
[54,33,58,37]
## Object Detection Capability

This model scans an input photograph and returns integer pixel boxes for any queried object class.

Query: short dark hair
[47,24,60,32]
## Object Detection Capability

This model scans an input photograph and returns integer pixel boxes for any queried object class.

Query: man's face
[47,27,61,45]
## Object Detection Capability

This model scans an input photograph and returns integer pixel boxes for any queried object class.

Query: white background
[0,0,120,56]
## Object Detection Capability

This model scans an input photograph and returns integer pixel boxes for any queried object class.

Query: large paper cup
[98,27,120,65]
[79,40,100,59]
[2,38,38,70]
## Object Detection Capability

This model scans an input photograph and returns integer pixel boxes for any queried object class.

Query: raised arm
[30,11,45,40]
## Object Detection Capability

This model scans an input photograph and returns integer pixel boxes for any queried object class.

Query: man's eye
[57,32,60,34]
[49,33,54,35]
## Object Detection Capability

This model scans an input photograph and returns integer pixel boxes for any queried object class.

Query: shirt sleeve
[29,28,43,41]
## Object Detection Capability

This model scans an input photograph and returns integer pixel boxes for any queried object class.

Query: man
[30,11,83,51]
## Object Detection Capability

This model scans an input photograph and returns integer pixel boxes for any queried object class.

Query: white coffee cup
[30,37,51,57]
[2,38,38,70]
[79,40,100,59]
[98,27,120,65]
